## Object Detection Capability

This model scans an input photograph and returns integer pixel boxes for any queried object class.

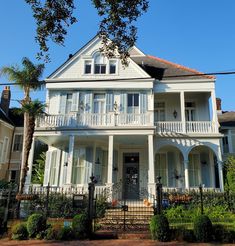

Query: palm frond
[21,100,45,116]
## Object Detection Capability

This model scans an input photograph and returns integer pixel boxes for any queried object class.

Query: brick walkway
[0,239,234,246]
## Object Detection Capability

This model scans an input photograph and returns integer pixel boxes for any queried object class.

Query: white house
[28,35,224,199]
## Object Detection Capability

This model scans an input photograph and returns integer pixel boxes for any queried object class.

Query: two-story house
[29,36,224,199]
[217,98,235,160]
[0,86,24,183]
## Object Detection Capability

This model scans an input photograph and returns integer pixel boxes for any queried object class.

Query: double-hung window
[13,134,23,151]
[127,93,139,114]
[94,53,106,74]
[154,102,165,121]
[84,61,92,74]
[65,93,73,114]
[109,60,116,74]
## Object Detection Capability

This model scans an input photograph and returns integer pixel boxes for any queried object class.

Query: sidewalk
[0,239,234,246]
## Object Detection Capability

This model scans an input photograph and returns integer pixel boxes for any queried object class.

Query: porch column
[107,135,114,185]
[217,161,224,192]
[66,135,75,185]
[148,134,156,196]
[180,91,186,133]
[25,137,36,190]
[209,150,215,188]
[184,160,189,190]
[211,90,219,133]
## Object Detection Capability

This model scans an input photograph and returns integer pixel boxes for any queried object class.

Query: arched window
[94,52,106,74]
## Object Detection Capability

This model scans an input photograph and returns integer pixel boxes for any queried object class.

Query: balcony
[36,112,153,128]
[155,121,218,134]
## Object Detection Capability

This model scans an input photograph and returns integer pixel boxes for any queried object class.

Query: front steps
[96,205,154,232]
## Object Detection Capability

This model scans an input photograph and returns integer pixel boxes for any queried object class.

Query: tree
[224,155,235,193]
[0,58,44,194]
[25,0,149,64]
[15,100,45,193]
[32,152,46,185]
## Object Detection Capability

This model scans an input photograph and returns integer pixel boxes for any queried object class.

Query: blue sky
[0,0,235,110]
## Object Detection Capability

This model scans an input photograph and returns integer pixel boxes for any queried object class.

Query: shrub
[57,226,74,240]
[150,214,170,242]
[45,224,61,240]
[193,214,212,242]
[27,213,47,238]
[11,222,28,240]
[72,213,90,239]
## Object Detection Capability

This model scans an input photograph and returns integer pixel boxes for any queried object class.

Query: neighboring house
[217,98,235,160]
[29,35,224,198]
[0,86,24,183]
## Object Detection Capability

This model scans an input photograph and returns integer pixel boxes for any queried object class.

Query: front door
[123,153,139,200]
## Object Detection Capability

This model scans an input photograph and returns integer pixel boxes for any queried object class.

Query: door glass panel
[123,153,139,199]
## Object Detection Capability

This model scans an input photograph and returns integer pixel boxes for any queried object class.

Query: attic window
[109,60,116,74]
[85,61,92,74]
[94,52,106,74]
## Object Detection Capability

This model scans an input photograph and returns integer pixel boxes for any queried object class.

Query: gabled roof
[218,111,235,127]
[0,108,24,127]
[131,55,215,80]
[0,108,14,125]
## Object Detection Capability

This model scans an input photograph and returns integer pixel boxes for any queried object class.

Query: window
[72,148,86,184]
[109,60,116,74]
[2,137,9,163]
[127,93,139,113]
[154,102,165,121]
[65,93,73,114]
[49,151,57,185]
[189,154,200,187]
[155,153,167,186]
[0,142,3,163]
[185,102,196,121]
[94,53,106,74]
[84,61,92,74]
[10,170,17,182]
[93,93,105,114]
[13,134,23,151]
[222,136,229,153]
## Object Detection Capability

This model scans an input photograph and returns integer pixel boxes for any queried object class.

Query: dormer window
[94,53,106,74]
[85,61,92,74]
[109,60,116,74]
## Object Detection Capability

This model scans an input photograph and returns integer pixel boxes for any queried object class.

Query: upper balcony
[36,112,154,129]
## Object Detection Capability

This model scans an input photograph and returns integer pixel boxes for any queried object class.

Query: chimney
[0,86,11,116]
[216,98,222,115]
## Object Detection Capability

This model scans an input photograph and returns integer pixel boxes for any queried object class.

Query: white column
[184,160,189,190]
[25,137,36,188]
[148,134,155,197]
[211,90,219,132]
[217,161,224,192]
[180,91,186,132]
[209,150,215,188]
[107,135,113,184]
[66,135,75,185]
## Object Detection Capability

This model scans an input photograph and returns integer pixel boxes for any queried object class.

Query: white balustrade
[37,112,152,128]
[156,121,217,134]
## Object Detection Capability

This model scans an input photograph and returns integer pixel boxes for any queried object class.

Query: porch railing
[155,121,218,134]
[36,112,153,128]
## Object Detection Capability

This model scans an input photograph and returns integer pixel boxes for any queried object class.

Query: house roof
[0,108,14,125]
[0,108,24,127]
[218,111,235,127]
[131,55,215,80]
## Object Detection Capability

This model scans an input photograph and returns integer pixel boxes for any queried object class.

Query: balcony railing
[36,112,153,128]
[155,121,218,134]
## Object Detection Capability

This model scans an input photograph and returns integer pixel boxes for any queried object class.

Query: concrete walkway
[0,239,234,246]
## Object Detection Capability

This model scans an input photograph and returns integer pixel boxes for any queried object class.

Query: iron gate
[94,182,155,232]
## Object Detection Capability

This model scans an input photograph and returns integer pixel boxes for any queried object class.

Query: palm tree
[17,100,45,193]
[1,58,44,194]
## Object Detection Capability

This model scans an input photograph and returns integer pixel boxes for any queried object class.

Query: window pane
[110,63,116,74]
[134,94,139,106]
[128,94,133,107]
[101,65,106,74]
[85,64,91,74]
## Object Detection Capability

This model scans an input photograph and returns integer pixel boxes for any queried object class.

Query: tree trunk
[18,113,35,194]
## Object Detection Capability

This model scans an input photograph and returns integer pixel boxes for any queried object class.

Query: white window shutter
[140,92,147,113]
[71,91,79,111]
[54,150,61,186]
[120,92,127,113]
[106,91,114,112]
[84,91,92,112]
[59,93,67,114]
[43,151,51,186]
